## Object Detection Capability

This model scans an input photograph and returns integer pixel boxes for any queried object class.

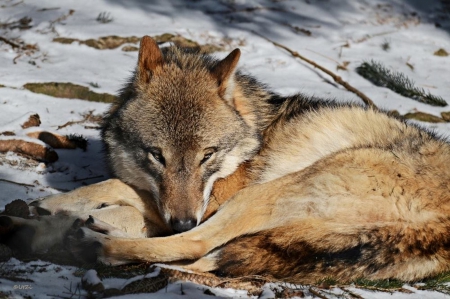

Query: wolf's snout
[170,217,196,233]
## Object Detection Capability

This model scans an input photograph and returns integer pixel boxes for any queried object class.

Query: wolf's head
[103,36,261,233]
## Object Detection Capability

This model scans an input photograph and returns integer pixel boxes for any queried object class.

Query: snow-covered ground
[1,0,450,298]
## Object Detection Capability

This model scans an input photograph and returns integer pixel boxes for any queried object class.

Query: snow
[1,0,450,298]
[81,269,102,287]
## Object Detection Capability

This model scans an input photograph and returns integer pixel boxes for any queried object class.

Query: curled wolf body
[2,36,450,283]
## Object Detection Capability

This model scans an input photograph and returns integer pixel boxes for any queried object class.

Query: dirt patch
[53,35,139,50]
[23,82,116,103]
[121,45,139,52]
[434,48,449,56]
[441,111,450,121]
[403,111,447,123]
[53,33,224,53]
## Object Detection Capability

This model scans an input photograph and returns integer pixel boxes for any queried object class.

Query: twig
[49,9,75,27]
[57,120,81,130]
[159,268,267,294]
[83,125,101,130]
[309,287,328,299]
[57,110,102,130]
[0,1,24,9]
[253,31,378,110]
[0,36,21,49]
[213,275,270,288]
[72,175,104,182]
[0,178,34,187]
[10,0,23,7]
[282,22,312,36]
[13,53,22,64]
[206,6,284,14]
[353,30,397,44]
[305,48,348,70]
[37,7,60,12]
[353,284,413,293]
[340,287,364,298]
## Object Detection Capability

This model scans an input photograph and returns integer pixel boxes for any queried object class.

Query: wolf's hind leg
[0,214,79,253]
[0,205,148,254]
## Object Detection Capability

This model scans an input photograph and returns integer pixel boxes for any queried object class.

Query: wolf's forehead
[149,101,235,148]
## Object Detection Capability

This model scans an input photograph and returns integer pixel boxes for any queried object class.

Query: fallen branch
[308,287,328,299]
[206,6,285,14]
[37,7,60,12]
[83,125,101,130]
[0,36,36,53]
[26,131,77,149]
[57,110,103,130]
[0,36,21,49]
[0,178,34,188]
[253,31,377,109]
[57,120,82,130]
[353,284,413,293]
[340,287,364,298]
[72,175,104,182]
[0,139,58,162]
[160,268,267,295]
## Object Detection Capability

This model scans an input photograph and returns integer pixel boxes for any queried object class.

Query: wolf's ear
[211,49,241,99]
[138,36,164,83]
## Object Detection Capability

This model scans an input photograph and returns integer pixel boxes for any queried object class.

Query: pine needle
[356,60,447,107]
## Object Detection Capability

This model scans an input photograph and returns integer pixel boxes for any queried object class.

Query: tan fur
[76,122,450,281]
[2,37,450,283]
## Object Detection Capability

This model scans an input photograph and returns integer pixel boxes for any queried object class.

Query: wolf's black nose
[171,218,197,233]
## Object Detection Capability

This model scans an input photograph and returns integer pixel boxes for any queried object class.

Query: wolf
[2,35,450,284]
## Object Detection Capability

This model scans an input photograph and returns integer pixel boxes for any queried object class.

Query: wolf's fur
[2,36,450,283]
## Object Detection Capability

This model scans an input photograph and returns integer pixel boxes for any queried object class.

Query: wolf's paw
[29,197,100,216]
[85,215,134,237]
[29,200,52,216]
[85,215,112,234]
[67,227,105,264]
[67,226,127,265]
[0,216,36,253]
[29,194,105,215]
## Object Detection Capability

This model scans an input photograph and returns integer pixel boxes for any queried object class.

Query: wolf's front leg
[67,177,290,266]
[31,179,150,215]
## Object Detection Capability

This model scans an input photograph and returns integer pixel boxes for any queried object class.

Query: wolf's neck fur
[231,72,281,134]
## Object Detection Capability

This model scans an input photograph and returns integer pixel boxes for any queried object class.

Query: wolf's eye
[200,148,217,165]
[148,150,165,166]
